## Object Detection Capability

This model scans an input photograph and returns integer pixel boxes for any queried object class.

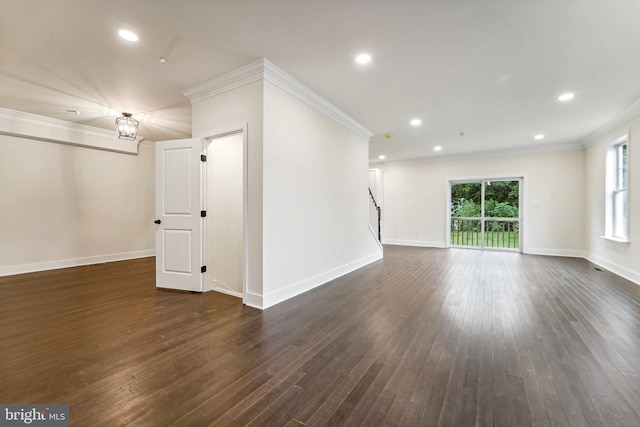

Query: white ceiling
[2,0,640,162]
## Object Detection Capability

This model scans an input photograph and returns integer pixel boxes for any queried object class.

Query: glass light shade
[115,113,139,140]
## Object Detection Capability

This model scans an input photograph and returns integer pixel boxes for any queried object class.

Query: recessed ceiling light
[534,134,545,140]
[355,53,371,64]
[558,92,574,101]
[410,119,422,126]
[118,29,139,42]
[66,109,80,115]
[378,155,386,160]
[434,146,442,151]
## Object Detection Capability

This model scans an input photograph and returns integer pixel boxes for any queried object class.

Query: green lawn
[450,230,519,249]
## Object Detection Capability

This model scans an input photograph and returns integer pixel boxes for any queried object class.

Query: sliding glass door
[450,179,521,251]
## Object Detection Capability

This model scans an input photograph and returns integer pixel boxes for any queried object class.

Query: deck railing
[450,217,519,249]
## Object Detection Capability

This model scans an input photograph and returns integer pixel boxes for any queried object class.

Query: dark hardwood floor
[1,245,640,426]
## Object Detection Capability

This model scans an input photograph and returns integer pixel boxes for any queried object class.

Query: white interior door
[155,138,203,292]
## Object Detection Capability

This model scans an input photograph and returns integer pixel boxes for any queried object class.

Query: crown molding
[262,59,374,139]
[183,58,374,140]
[0,107,141,154]
[582,98,640,147]
[182,60,265,104]
[371,96,640,166]
[371,140,585,165]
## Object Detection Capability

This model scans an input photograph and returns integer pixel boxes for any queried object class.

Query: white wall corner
[0,107,142,154]
[182,58,374,140]
[243,291,265,310]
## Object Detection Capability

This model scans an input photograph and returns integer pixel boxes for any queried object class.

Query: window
[605,134,629,241]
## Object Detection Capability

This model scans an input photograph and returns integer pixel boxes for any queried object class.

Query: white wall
[262,81,382,307]
[379,149,585,256]
[0,134,155,275]
[206,133,243,296]
[191,81,264,307]
[585,114,640,284]
[191,75,381,309]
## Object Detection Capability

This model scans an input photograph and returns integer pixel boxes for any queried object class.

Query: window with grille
[605,134,629,242]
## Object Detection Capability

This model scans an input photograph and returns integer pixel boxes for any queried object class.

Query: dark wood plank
[2,246,640,426]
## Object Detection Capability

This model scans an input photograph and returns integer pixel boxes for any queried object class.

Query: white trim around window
[604,132,629,243]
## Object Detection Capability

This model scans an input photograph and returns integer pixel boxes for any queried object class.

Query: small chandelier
[115,112,139,140]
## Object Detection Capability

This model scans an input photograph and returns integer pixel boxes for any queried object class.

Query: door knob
[154,219,161,224]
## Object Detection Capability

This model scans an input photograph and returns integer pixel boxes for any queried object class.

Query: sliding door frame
[447,177,523,253]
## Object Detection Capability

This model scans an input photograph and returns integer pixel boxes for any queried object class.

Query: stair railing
[368,188,381,241]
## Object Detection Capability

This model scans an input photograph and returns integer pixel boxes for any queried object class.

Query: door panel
[483,180,520,250]
[450,182,483,247]
[163,148,193,214]
[156,139,203,292]
[163,229,193,273]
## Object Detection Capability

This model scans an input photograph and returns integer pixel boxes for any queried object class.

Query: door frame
[446,176,523,253]
[201,123,249,303]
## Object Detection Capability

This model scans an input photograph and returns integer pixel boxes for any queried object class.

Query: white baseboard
[210,279,243,299]
[523,248,586,258]
[212,287,243,299]
[0,250,156,277]
[261,250,383,310]
[243,291,264,310]
[382,239,446,248]
[584,253,640,287]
